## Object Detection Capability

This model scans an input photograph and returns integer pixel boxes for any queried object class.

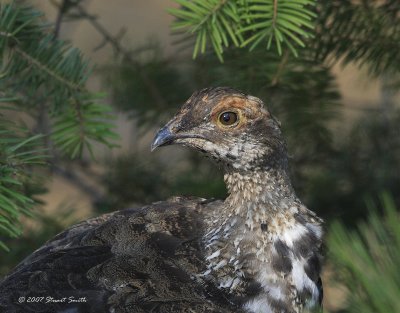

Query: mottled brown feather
[0,197,243,313]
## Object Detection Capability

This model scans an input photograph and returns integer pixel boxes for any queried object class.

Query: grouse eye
[219,111,238,126]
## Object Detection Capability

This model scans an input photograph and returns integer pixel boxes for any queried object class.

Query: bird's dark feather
[0,197,244,313]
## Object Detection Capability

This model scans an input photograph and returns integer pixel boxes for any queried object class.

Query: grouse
[0,87,323,313]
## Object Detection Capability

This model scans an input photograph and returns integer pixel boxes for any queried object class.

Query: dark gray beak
[151,126,176,151]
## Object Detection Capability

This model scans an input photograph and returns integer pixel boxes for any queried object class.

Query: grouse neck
[223,165,297,217]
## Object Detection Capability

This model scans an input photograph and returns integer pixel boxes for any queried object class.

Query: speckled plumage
[0,87,323,313]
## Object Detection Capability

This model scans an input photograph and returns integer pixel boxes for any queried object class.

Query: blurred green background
[1,1,399,312]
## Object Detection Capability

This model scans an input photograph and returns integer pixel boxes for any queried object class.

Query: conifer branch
[314,0,400,76]
[170,0,317,60]
[0,1,118,250]
[13,46,82,92]
[169,0,243,61]
[272,0,278,28]
[328,193,400,312]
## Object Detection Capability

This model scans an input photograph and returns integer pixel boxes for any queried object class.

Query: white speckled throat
[202,165,323,313]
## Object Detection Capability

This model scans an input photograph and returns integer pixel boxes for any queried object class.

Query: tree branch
[13,46,82,91]
[74,4,168,109]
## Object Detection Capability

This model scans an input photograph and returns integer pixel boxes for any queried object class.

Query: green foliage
[171,0,400,76]
[52,94,118,158]
[0,2,118,250]
[328,193,400,313]
[169,0,243,62]
[314,0,400,76]
[240,0,316,56]
[169,0,317,60]
[0,2,118,158]
[0,14,87,105]
[0,116,46,251]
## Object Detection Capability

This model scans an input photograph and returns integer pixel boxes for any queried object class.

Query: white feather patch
[244,296,273,313]
[291,259,319,305]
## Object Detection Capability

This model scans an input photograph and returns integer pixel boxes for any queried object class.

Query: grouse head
[151,87,286,172]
